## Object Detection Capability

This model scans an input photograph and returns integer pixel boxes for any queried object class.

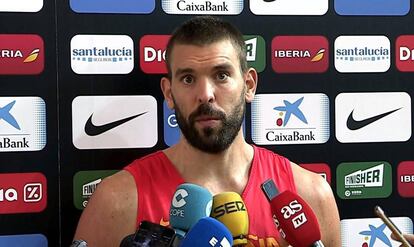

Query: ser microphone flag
[210,192,249,246]
[179,217,233,247]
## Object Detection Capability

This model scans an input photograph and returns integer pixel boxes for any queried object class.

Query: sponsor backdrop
[1,0,414,246]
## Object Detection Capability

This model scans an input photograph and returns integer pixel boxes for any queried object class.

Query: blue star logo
[359,223,392,247]
[0,100,20,130]
[273,97,308,127]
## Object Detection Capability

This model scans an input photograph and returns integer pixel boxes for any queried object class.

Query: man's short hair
[165,16,248,78]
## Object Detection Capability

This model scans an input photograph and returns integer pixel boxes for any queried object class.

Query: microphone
[169,183,213,238]
[119,221,176,247]
[210,192,249,246]
[269,189,324,247]
[179,217,233,247]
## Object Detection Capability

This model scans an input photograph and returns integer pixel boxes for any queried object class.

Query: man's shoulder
[291,163,334,205]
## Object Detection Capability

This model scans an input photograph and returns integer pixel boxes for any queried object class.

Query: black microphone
[119,221,176,247]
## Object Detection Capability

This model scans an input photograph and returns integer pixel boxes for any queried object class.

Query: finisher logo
[272,36,328,73]
[0,34,44,75]
[71,35,134,74]
[162,0,243,15]
[244,35,266,73]
[0,173,47,214]
[0,97,46,152]
[336,161,392,199]
[251,93,329,145]
[334,35,390,73]
[73,170,118,210]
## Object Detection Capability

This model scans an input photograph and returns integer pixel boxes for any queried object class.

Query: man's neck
[163,135,254,195]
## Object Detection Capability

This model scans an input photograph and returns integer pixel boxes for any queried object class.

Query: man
[73,16,341,247]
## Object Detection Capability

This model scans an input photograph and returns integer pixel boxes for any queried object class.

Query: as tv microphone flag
[179,217,233,247]
[169,183,213,238]
[269,189,324,247]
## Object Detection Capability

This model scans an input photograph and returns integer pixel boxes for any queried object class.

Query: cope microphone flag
[210,192,249,246]
[169,183,213,237]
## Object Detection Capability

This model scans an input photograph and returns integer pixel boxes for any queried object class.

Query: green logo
[73,170,118,210]
[336,161,392,199]
[244,35,266,73]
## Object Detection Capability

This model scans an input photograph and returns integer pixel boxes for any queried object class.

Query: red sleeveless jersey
[124,145,296,247]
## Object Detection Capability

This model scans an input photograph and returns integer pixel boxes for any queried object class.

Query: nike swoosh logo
[84,112,148,136]
[346,108,401,131]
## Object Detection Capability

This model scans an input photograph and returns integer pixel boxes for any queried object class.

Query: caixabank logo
[396,35,414,72]
[271,36,328,73]
[0,34,44,75]
[244,35,266,73]
[335,92,411,143]
[335,0,409,16]
[71,35,134,74]
[341,217,413,247]
[336,161,392,200]
[0,0,43,12]
[0,172,47,214]
[70,0,154,13]
[251,93,329,145]
[398,161,414,198]
[0,97,46,152]
[162,0,243,15]
[140,35,170,74]
[72,95,158,149]
[73,170,118,210]
[0,234,47,246]
[334,36,390,73]
[250,0,327,15]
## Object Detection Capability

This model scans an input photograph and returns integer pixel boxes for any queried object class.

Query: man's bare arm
[292,163,341,247]
[73,171,137,247]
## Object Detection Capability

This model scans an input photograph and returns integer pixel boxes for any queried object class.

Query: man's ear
[244,68,258,103]
[160,77,174,109]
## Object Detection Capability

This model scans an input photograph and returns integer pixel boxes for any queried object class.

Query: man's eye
[182,75,194,84]
[217,72,229,81]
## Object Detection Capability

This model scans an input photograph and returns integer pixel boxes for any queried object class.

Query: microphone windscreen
[270,190,321,247]
[179,217,233,247]
[210,192,249,245]
[170,183,213,236]
[119,234,134,247]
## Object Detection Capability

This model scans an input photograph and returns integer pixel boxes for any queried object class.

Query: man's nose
[196,77,215,104]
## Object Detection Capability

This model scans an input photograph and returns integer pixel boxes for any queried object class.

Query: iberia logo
[271,36,329,73]
[0,34,44,75]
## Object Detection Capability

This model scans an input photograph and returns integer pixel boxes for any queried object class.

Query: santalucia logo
[72,47,133,62]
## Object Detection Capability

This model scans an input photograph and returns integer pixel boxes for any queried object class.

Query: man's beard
[173,92,245,154]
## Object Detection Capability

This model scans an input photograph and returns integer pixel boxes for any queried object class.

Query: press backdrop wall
[1,0,413,246]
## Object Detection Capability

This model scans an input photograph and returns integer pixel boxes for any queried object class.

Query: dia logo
[140,35,170,74]
[396,35,414,72]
